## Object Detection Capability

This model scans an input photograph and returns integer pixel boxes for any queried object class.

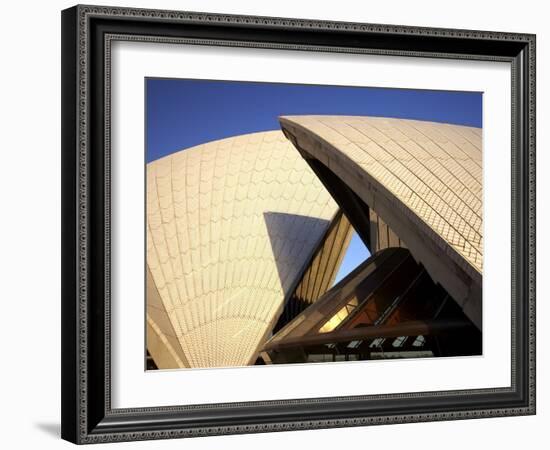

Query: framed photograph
[61,4,536,444]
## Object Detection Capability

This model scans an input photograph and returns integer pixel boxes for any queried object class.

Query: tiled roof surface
[280,115,482,275]
[147,131,339,368]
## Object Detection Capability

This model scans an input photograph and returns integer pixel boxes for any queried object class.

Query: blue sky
[146,78,482,282]
[146,78,482,162]
[333,233,370,285]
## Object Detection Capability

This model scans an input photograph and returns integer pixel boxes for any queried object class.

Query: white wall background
[0,0,546,448]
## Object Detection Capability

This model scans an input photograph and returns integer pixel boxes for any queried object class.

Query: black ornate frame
[61,4,536,444]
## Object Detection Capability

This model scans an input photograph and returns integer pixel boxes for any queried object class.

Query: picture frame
[61,4,536,444]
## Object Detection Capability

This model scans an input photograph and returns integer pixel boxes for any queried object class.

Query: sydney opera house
[146,115,482,370]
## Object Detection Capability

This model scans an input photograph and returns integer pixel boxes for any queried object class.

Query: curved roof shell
[146,130,340,368]
[280,115,482,327]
